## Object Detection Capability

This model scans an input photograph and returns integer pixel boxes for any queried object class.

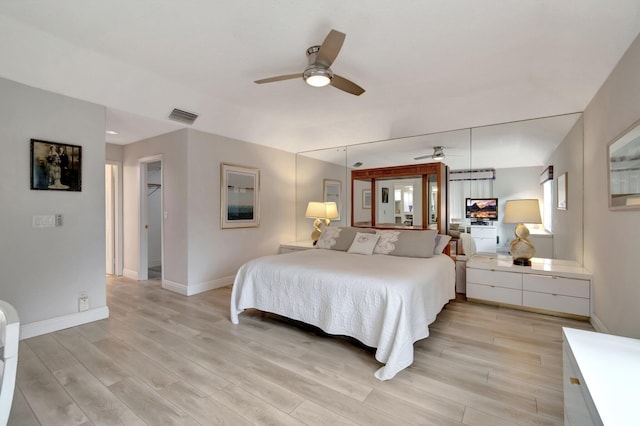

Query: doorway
[138,156,164,281]
[105,162,122,275]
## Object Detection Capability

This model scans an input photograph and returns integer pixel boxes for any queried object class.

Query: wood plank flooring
[9,275,594,425]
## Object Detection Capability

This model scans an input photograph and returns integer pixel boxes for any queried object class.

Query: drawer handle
[570,377,580,385]
[552,293,558,296]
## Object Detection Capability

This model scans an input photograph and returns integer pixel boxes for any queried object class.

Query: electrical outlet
[78,296,89,312]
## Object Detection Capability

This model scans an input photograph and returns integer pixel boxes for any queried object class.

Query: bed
[230,228,455,380]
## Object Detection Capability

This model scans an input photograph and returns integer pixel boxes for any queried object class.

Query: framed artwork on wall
[362,189,372,208]
[221,163,260,229]
[381,187,389,203]
[323,179,342,220]
[608,117,640,210]
[557,172,567,210]
[30,139,82,191]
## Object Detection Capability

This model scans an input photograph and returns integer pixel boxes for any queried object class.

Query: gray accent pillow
[374,229,437,258]
[316,227,376,251]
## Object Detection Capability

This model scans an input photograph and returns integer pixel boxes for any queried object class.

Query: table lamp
[306,201,339,244]
[503,199,542,266]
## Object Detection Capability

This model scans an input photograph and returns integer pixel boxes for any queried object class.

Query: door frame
[138,155,164,281]
[106,161,123,276]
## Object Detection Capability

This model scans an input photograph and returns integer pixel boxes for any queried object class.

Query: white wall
[0,78,108,337]
[185,129,296,293]
[122,128,296,295]
[295,154,348,241]
[583,33,640,338]
[123,130,188,285]
[493,167,543,252]
[545,116,584,263]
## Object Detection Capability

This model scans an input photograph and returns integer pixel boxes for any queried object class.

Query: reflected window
[543,180,553,232]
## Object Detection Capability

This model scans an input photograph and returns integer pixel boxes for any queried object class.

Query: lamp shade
[305,202,326,218]
[503,199,542,224]
[324,202,339,219]
[305,201,339,219]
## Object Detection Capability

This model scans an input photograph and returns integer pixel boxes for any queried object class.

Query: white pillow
[347,232,381,255]
[434,234,452,255]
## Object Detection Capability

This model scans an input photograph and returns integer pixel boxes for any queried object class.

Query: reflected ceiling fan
[414,146,464,161]
[254,29,365,96]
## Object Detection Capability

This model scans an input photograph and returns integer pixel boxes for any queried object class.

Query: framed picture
[30,139,82,191]
[381,187,389,203]
[362,189,372,209]
[557,172,567,210]
[221,163,260,229]
[323,179,342,220]
[608,117,640,209]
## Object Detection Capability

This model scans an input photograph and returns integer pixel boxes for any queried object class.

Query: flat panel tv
[465,198,498,220]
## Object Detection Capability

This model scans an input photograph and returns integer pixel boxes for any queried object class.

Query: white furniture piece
[466,254,591,318]
[278,241,316,254]
[0,300,20,426]
[454,233,476,293]
[563,327,640,425]
[528,230,554,258]
[469,225,497,253]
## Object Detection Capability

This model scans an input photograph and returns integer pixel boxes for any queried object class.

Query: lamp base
[512,257,532,266]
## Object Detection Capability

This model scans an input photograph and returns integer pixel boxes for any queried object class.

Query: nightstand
[278,241,316,254]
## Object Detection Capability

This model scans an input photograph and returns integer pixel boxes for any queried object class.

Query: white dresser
[563,327,640,425]
[469,225,497,253]
[278,241,316,254]
[466,254,591,318]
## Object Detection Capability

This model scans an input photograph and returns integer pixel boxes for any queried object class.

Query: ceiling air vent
[168,108,198,125]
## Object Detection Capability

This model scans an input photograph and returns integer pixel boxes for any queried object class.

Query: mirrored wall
[296,112,583,262]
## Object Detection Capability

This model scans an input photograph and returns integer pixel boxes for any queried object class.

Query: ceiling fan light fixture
[432,146,445,160]
[303,66,333,87]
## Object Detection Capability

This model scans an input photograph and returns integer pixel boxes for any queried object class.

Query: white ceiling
[1,1,639,156]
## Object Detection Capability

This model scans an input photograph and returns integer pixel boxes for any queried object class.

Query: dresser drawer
[523,274,590,298]
[467,283,522,306]
[523,291,590,316]
[471,227,496,238]
[467,268,522,290]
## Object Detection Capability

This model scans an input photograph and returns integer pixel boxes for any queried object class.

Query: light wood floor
[9,275,594,425]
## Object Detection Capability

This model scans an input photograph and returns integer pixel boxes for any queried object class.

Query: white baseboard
[161,279,188,295]
[187,275,234,295]
[20,306,110,340]
[123,268,138,280]
[161,275,234,296]
[590,313,609,333]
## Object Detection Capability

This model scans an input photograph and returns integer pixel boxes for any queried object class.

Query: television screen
[466,198,498,220]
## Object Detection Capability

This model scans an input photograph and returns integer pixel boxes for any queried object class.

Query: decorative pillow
[434,234,452,255]
[316,227,375,251]
[374,229,437,258]
[347,232,381,255]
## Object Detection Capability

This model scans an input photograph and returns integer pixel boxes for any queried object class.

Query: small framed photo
[362,189,372,209]
[557,172,567,210]
[221,163,260,229]
[30,139,82,191]
[323,179,342,220]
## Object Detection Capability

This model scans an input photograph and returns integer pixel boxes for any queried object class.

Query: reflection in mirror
[295,148,347,242]
[469,113,583,261]
[608,117,640,209]
[295,113,584,263]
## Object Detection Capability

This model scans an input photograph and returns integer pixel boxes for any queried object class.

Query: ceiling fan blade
[330,74,365,96]
[254,73,303,84]
[414,154,432,160]
[316,29,346,67]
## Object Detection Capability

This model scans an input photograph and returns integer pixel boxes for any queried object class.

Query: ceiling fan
[254,29,365,96]
[414,146,461,161]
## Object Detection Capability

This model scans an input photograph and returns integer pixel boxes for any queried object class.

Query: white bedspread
[230,249,455,380]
